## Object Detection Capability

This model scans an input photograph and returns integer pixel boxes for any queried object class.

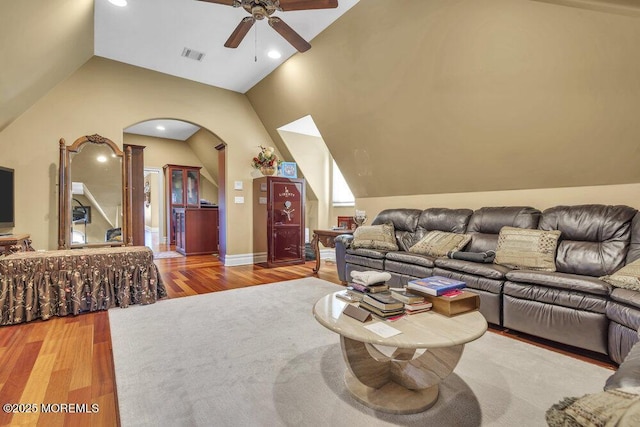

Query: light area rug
[153,251,184,259]
[109,278,612,426]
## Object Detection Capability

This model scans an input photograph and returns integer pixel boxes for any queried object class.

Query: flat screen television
[0,166,15,228]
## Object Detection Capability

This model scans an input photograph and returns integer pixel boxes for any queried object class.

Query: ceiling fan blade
[224,17,255,48]
[268,17,311,52]
[197,0,238,5]
[277,0,338,11]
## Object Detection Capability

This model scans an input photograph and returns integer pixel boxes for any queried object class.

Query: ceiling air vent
[181,47,205,62]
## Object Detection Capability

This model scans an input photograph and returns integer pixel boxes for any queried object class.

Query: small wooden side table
[311,229,353,273]
[0,234,35,256]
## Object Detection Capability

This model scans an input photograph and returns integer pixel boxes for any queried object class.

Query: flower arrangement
[251,145,280,170]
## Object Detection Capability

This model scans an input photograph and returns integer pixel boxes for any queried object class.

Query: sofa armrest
[605,332,640,390]
[335,234,354,283]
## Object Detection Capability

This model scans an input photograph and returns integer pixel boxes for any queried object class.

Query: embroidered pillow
[494,226,561,271]
[351,223,398,251]
[600,258,640,291]
[408,231,471,257]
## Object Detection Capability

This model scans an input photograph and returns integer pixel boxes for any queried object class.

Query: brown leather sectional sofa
[335,205,640,364]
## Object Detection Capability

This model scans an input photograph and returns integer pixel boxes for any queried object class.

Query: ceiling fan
[198,0,339,53]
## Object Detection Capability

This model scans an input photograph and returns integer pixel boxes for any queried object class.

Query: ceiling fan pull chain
[254,23,258,62]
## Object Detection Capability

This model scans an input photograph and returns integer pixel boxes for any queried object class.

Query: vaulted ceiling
[0,0,357,133]
[3,0,640,200]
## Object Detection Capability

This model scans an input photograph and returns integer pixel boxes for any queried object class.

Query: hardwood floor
[0,253,341,427]
[0,252,615,426]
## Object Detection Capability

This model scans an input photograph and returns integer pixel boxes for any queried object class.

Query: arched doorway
[122,118,226,257]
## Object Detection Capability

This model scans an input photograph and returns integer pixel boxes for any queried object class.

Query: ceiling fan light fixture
[268,50,282,59]
[108,0,128,7]
[201,0,337,52]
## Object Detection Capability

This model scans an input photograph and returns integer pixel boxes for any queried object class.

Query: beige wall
[0,57,275,254]
[0,0,94,131]
[247,0,640,204]
[355,183,640,219]
[187,129,222,194]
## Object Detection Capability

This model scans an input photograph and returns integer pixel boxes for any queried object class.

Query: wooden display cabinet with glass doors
[163,164,201,245]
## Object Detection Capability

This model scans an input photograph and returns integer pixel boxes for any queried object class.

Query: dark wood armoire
[253,176,305,267]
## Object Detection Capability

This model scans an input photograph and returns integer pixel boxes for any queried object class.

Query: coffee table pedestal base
[344,371,439,414]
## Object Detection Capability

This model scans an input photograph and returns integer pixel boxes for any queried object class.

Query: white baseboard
[223,252,263,267]
[223,249,334,267]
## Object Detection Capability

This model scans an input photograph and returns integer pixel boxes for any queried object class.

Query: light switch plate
[234,196,244,204]
[234,181,243,190]
[259,197,267,205]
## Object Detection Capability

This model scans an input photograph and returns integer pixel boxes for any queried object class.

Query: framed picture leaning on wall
[280,162,297,178]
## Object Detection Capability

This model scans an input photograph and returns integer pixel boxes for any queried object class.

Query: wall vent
[181,47,205,61]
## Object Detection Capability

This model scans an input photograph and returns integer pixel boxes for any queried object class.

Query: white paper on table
[364,322,402,338]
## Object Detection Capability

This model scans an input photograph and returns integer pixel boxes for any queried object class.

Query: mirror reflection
[69,143,123,245]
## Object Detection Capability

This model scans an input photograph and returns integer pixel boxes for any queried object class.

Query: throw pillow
[600,258,640,291]
[494,226,561,271]
[408,231,471,257]
[351,223,399,251]
[546,387,640,427]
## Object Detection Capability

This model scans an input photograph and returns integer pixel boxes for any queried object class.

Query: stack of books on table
[348,271,392,298]
[404,301,433,315]
[359,292,405,319]
[390,289,432,315]
[407,276,466,296]
[407,276,480,316]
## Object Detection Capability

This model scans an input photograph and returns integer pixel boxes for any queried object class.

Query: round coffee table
[313,292,487,414]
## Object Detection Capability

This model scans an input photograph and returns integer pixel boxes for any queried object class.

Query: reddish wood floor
[0,252,615,426]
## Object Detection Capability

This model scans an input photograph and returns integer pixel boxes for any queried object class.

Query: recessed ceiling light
[156,125,166,131]
[97,155,108,163]
[268,50,282,59]
[109,0,128,6]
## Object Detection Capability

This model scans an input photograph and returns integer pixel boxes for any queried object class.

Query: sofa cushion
[344,253,384,270]
[494,226,561,271]
[601,258,640,291]
[433,267,504,294]
[351,223,399,251]
[504,281,608,313]
[435,257,511,280]
[408,231,471,257]
[505,270,611,296]
[384,260,433,278]
[415,208,473,236]
[345,248,386,259]
[465,206,541,253]
[539,204,637,276]
[627,211,640,264]
[385,251,436,268]
[371,208,422,251]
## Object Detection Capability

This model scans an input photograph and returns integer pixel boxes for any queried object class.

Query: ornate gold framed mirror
[58,134,133,249]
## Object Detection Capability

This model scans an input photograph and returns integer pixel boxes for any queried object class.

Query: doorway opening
[143,168,163,252]
[123,118,226,257]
